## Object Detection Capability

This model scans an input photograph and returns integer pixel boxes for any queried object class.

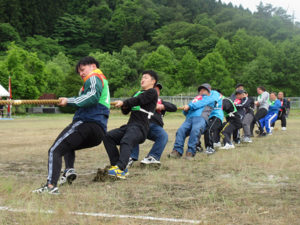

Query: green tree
[176,50,199,88]
[198,51,234,96]
[142,45,180,95]
[0,44,47,99]
[23,35,65,61]
[0,23,21,51]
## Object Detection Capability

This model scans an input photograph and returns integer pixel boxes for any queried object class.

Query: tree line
[0,0,300,99]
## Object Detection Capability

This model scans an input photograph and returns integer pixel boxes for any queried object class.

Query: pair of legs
[251,108,268,135]
[47,121,105,186]
[242,113,254,138]
[271,111,287,128]
[259,113,278,133]
[104,124,145,171]
[221,117,242,145]
[204,117,222,149]
[173,116,207,156]
[130,123,168,161]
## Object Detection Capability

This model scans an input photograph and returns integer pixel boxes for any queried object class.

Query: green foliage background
[0,0,300,98]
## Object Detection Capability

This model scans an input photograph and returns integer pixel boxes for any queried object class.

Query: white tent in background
[0,84,9,97]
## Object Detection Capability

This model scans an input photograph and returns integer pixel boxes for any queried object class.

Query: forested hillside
[0,0,300,98]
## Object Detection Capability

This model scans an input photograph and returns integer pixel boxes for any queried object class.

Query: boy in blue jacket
[259,92,281,135]
[168,83,220,159]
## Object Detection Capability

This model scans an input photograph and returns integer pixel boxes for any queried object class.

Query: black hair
[270,92,277,96]
[257,86,266,92]
[76,56,99,73]
[235,83,244,89]
[142,70,158,85]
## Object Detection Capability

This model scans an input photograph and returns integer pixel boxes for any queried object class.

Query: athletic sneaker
[168,150,181,158]
[185,152,195,160]
[258,132,267,137]
[127,157,137,168]
[242,136,252,143]
[58,168,77,186]
[32,184,59,195]
[213,142,222,148]
[282,127,287,131]
[205,147,215,155]
[234,140,241,145]
[108,166,126,179]
[141,156,161,164]
[220,143,235,150]
[268,132,272,135]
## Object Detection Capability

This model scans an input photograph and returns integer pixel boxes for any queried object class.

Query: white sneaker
[268,132,272,135]
[205,147,215,155]
[58,168,77,186]
[140,156,161,164]
[282,127,287,131]
[242,137,252,143]
[220,143,235,150]
[213,142,221,148]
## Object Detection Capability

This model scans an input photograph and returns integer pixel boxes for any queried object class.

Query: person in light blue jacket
[168,83,220,160]
[259,92,281,135]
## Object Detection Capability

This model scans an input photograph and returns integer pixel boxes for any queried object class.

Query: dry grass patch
[0,111,300,224]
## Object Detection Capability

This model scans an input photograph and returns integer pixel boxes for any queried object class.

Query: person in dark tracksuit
[271,91,288,131]
[128,83,177,166]
[241,91,255,143]
[251,86,270,136]
[33,56,110,194]
[232,90,246,144]
[104,70,158,179]
[220,97,242,150]
[203,90,224,154]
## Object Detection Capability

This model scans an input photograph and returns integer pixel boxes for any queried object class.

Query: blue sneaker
[108,166,126,179]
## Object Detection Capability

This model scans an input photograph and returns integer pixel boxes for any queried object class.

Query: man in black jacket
[104,70,158,179]
[240,91,255,142]
[128,83,177,166]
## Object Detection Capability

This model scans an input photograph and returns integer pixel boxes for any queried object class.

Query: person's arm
[161,100,177,112]
[188,93,218,111]
[122,89,157,109]
[67,76,102,107]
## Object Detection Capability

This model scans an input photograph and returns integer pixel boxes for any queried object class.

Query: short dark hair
[270,92,277,96]
[257,86,266,92]
[235,83,244,89]
[142,70,158,85]
[76,56,99,73]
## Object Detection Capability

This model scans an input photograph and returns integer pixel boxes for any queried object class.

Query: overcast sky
[221,0,300,22]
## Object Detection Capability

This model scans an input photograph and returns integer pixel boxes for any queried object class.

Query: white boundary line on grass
[0,206,201,224]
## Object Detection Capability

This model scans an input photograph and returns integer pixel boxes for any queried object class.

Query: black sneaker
[196,142,204,152]
[258,132,267,137]
[127,157,137,168]
[58,168,77,186]
[32,184,59,195]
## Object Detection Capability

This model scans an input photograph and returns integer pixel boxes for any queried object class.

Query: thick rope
[0,100,118,106]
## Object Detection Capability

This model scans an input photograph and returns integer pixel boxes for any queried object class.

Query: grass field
[0,110,300,224]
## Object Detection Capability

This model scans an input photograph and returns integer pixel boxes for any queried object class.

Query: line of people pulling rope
[32,56,290,195]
